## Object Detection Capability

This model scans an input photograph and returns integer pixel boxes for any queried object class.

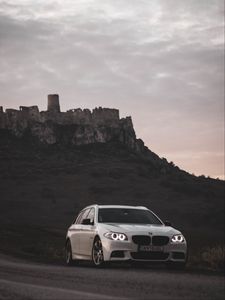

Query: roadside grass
[0,225,65,264]
[21,244,64,262]
[188,245,225,272]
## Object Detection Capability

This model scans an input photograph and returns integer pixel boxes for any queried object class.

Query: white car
[65,205,187,268]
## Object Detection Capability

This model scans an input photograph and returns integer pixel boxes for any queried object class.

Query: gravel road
[0,255,224,300]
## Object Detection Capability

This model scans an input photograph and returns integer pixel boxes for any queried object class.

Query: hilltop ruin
[0,94,145,151]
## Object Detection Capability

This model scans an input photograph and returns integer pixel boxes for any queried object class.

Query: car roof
[83,204,148,210]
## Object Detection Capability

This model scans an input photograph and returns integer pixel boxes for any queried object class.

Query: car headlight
[104,232,128,241]
[171,234,185,243]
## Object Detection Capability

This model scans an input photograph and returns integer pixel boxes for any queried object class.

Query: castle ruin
[0,94,144,151]
[48,94,60,113]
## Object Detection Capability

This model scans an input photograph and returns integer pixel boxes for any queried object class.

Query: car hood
[100,223,181,235]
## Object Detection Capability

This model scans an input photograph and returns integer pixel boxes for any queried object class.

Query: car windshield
[98,208,163,225]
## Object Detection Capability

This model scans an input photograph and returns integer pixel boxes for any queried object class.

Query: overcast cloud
[0,0,224,178]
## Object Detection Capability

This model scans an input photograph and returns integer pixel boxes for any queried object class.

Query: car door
[79,208,96,257]
[70,209,89,256]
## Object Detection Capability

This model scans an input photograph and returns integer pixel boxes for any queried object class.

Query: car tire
[65,240,76,266]
[92,237,104,267]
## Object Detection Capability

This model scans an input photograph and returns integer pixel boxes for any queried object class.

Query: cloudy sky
[0,0,224,179]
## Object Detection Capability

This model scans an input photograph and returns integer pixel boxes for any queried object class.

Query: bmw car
[65,205,187,268]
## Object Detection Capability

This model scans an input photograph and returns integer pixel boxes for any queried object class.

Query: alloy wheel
[92,238,104,266]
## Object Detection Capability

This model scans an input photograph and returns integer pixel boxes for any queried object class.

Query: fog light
[111,251,125,258]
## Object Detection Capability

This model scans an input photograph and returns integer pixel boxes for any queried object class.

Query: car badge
[149,232,152,235]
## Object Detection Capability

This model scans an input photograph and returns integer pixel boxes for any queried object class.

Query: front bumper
[102,237,187,262]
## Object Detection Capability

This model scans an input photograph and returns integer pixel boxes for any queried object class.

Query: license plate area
[139,245,164,252]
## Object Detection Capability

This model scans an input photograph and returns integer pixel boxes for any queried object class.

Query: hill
[0,94,224,271]
[0,129,224,270]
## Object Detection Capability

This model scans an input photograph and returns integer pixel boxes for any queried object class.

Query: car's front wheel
[92,237,104,267]
[65,240,75,266]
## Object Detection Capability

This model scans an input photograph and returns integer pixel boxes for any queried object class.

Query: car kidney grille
[152,236,169,246]
[132,235,151,245]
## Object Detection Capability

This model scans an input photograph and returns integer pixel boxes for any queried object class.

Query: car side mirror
[164,221,172,226]
[82,218,93,225]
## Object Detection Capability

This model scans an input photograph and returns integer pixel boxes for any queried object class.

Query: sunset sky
[0,0,224,179]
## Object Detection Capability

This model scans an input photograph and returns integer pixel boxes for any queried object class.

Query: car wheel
[65,240,75,266]
[92,237,104,267]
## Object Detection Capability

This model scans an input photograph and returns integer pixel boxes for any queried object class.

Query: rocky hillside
[0,94,147,153]
[0,103,224,267]
[0,130,223,230]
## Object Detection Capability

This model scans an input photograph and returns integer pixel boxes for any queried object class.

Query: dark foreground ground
[0,254,224,300]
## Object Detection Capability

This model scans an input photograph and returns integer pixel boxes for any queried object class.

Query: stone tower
[47,94,60,113]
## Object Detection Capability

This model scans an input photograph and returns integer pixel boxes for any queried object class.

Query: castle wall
[0,107,6,128]
[1,95,121,129]
[5,109,21,123]
[0,94,142,151]
[4,109,28,136]
[19,106,40,121]
[66,108,92,125]
[92,107,119,126]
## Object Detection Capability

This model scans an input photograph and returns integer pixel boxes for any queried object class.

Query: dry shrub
[201,245,224,270]
[189,245,224,271]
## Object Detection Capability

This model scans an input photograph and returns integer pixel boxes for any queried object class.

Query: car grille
[132,235,151,245]
[132,235,169,246]
[152,236,169,246]
[131,252,169,260]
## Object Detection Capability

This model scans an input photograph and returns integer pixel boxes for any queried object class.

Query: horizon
[0,0,224,179]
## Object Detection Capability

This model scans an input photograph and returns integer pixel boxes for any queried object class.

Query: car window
[87,208,95,224]
[75,209,90,224]
[98,208,163,225]
[75,211,84,224]
[79,209,91,224]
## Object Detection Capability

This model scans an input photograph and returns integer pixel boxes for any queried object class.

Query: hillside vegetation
[0,130,224,271]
